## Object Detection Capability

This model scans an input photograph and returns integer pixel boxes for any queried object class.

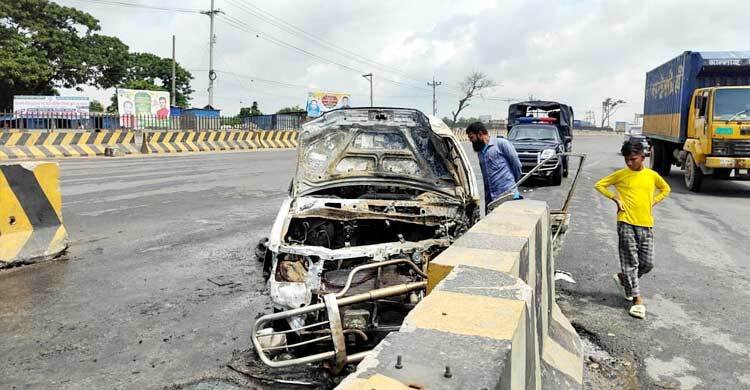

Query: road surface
[550,135,750,390]
[1,135,749,389]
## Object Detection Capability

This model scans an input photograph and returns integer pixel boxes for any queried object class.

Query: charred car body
[253,108,480,372]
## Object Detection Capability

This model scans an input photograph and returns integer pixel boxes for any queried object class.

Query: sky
[56,0,750,125]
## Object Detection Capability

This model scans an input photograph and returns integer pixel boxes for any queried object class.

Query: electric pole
[202,0,221,107]
[428,77,442,116]
[171,35,176,107]
[362,73,373,106]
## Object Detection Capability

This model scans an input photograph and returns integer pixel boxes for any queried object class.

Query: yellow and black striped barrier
[0,162,68,267]
[256,130,298,149]
[141,130,298,154]
[338,201,583,389]
[0,130,138,160]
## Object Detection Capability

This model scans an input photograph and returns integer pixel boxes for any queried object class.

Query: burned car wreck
[252,108,479,372]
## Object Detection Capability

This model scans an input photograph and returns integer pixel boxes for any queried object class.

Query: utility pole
[202,0,221,107]
[362,73,373,106]
[427,77,442,116]
[171,35,176,107]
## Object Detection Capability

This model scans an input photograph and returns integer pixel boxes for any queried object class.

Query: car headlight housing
[540,149,556,159]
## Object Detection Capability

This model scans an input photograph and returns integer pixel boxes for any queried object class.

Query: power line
[223,0,433,85]
[216,14,436,94]
[68,0,202,14]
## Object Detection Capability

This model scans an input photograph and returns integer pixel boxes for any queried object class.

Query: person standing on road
[594,140,671,319]
[466,122,523,213]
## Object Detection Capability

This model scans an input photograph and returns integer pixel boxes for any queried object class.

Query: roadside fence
[0,112,307,132]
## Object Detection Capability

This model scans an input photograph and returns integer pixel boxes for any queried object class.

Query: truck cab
[643,51,750,191]
[682,86,750,189]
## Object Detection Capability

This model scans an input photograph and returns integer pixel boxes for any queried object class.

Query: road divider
[141,130,298,154]
[0,130,138,160]
[338,200,583,389]
[0,162,68,267]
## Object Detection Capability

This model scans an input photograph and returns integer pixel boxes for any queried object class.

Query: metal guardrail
[487,152,587,249]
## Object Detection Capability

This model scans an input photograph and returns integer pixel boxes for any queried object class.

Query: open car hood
[294,108,461,197]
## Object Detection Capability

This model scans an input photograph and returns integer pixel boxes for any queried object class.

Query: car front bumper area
[518,151,560,175]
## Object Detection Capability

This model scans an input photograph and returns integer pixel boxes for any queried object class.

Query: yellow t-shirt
[594,167,671,227]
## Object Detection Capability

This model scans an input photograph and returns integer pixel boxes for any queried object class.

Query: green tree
[123,52,193,108]
[239,101,262,117]
[0,0,130,110]
[89,100,104,112]
[276,105,304,114]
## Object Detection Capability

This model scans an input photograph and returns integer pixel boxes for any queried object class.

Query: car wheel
[550,163,563,186]
[684,153,703,192]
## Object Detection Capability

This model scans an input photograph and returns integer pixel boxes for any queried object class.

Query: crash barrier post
[337,200,583,389]
[141,130,298,154]
[0,162,68,267]
[0,130,139,160]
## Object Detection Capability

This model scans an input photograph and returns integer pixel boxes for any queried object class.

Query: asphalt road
[0,151,298,389]
[549,135,750,390]
[1,135,748,389]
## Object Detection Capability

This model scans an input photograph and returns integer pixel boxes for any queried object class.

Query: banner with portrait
[117,89,171,128]
[306,92,352,117]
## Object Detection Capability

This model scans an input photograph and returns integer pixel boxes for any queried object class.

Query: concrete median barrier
[337,200,583,389]
[0,130,138,160]
[256,130,298,148]
[141,130,298,154]
[0,162,68,267]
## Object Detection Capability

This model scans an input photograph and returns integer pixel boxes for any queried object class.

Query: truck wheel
[684,153,703,192]
[650,141,672,176]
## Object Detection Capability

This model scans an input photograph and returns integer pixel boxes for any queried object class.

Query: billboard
[306,91,352,117]
[117,89,170,117]
[13,96,89,117]
[117,89,171,128]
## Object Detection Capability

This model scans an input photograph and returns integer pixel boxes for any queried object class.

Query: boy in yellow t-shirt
[594,141,671,319]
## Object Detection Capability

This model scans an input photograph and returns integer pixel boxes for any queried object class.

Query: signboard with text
[13,96,90,118]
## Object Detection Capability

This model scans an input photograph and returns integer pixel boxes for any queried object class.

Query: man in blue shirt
[466,122,523,212]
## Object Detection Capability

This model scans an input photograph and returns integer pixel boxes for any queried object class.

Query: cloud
[56,0,750,124]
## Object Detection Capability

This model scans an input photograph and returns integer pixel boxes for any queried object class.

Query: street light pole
[362,73,373,106]
[202,0,221,107]
[171,35,176,107]
[427,76,442,116]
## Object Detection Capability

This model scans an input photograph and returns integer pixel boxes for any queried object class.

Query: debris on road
[555,270,577,283]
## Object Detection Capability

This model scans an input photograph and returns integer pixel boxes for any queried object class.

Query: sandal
[612,273,633,301]
[629,304,646,319]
